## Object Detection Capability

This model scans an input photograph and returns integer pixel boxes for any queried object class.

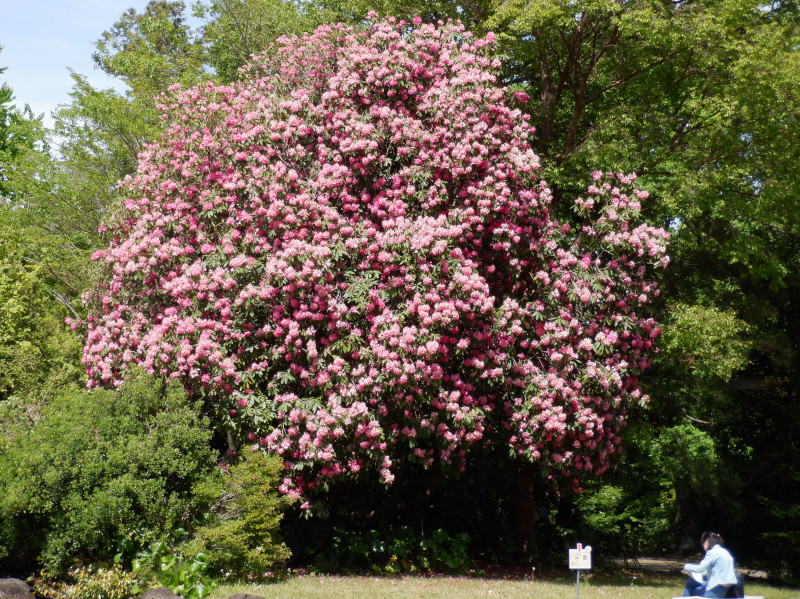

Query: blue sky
[0,1,154,128]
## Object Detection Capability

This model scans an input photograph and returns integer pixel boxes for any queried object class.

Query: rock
[229,594,266,599]
[141,587,180,599]
[0,579,35,599]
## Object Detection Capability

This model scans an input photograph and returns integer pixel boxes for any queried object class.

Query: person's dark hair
[701,531,724,548]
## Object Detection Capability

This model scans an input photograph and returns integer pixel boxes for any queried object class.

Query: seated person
[682,532,740,598]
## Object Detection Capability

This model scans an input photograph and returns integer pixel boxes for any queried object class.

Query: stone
[0,579,35,599]
[141,587,180,599]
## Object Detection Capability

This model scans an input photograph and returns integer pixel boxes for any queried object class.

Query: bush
[305,524,471,574]
[575,483,673,559]
[32,564,142,599]
[189,450,292,581]
[0,369,219,575]
[82,15,669,503]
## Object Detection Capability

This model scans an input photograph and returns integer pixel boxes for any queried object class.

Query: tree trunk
[510,465,538,558]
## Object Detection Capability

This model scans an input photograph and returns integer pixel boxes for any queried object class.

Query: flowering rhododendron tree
[80,15,669,503]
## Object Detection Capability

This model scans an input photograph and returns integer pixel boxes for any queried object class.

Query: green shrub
[575,483,673,559]
[31,564,141,599]
[0,369,219,575]
[310,525,472,574]
[189,450,292,581]
[68,564,141,599]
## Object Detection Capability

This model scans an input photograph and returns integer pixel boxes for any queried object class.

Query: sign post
[568,544,592,599]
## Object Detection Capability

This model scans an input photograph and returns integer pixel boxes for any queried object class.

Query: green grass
[209,573,800,599]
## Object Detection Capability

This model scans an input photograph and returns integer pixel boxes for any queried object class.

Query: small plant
[422,529,471,573]
[68,564,141,599]
[31,564,141,599]
[131,539,216,599]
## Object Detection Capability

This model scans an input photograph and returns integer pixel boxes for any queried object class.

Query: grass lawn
[209,572,800,599]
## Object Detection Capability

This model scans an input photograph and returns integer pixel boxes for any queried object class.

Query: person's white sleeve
[684,552,714,574]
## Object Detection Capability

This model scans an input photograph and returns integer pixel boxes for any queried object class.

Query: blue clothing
[683,577,730,598]
[683,545,739,597]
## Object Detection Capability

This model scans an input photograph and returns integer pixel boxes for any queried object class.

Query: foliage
[578,421,743,555]
[575,482,672,559]
[659,305,751,384]
[54,73,159,195]
[194,0,330,83]
[306,525,471,574]
[0,228,52,398]
[0,162,96,409]
[67,565,141,599]
[0,57,84,403]
[189,450,292,581]
[716,366,800,580]
[93,1,208,100]
[1,49,46,202]
[81,16,668,505]
[130,540,216,599]
[0,221,85,402]
[0,370,218,575]
[32,565,142,599]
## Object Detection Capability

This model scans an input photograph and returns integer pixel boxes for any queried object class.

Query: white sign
[568,543,592,570]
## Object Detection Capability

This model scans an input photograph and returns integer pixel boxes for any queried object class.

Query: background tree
[1,49,46,201]
[0,223,85,404]
[194,0,330,83]
[0,52,85,405]
[93,0,207,99]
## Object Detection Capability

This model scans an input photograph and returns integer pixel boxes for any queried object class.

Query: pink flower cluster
[80,15,668,499]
